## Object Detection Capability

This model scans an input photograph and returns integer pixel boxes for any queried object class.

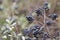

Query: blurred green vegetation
[0,18,6,25]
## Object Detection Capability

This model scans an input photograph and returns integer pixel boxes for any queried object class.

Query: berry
[26,16,34,23]
[23,29,30,36]
[25,38,31,40]
[33,29,39,35]
[46,20,52,26]
[48,13,58,20]
[44,2,48,6]
[34,25,40,29]
[35,8,43,16]
[33,25,40,30]
[30,25,40,31]
[30,25,41,38]
[43,2,49,10]
[43,6,49,10]
[43,32,50,38]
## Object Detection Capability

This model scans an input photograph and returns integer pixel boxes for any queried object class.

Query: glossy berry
[25,38,31,40]
[43,32,50,38]
[44,2,48,6]
[30,25,41,38]
[43,6,48,10]
[46,21,52,26]
[43,32,50,40]
[26,16,34,23]
[33,25,40,30]
[30,26,38,37]
[35,25,40,28]
[35,8,43,16]
[33,29,39,35]
[43,2,49,10]
[48,13,58,20]
[30,25,40,31]
[23,29,30,36]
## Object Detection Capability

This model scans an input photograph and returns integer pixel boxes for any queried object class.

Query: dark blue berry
[29,25,44,38]
[30,25,41,38]
[25,38,31,40]
[43,6,49,10]
[34,25,40,29]
[26,16,34,23]
[23,29,30,36]
[33,29,39,35]
[43,32,50,38]
[35,8,43,16]
[30,25,40,31]
[44,2,48,6]
[48,13,58,20]
[46,21,52,26]
[43,2,49,10]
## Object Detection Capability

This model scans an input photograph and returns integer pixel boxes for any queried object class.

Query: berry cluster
[22,2,59,40]
[23,25,50,40]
